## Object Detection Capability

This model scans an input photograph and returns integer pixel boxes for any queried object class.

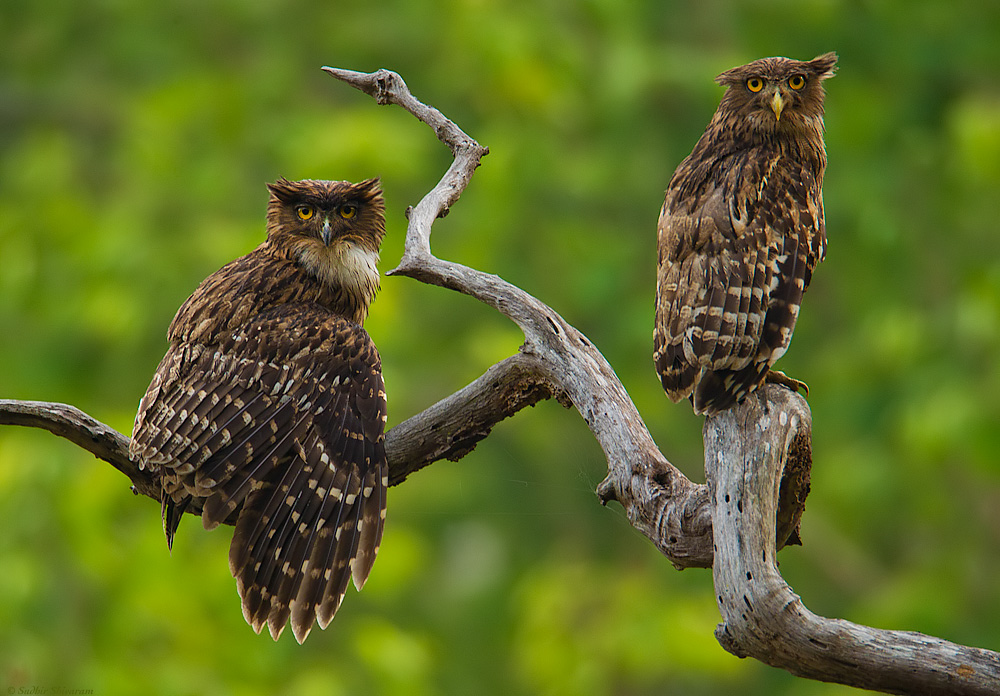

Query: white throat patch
[296,240,380,304]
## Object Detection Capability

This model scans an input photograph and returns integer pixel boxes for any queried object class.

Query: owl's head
[266,177,385,251]
[714,52,837,137]
[265,177,386,311]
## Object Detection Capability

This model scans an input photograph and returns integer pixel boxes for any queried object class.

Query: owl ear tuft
[351,177,382,200]
[267,177,300,203]
[714,66,744,87]
[808,52,838,80]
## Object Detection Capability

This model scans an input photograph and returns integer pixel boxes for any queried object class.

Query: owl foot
[765,370,809,396]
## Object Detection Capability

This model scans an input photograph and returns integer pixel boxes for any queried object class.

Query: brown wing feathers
[132,302,387,643]
[226,327,387,642]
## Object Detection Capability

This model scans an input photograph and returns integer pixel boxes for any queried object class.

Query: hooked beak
[770,90,785,121]
[321,219,333,246]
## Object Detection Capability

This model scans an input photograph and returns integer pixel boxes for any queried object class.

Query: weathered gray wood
[0,400,153,497]
[383,353,554,485]
[708,384,1000,694]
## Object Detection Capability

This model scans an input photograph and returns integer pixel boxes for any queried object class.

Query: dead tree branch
[1,67,997,693]
[708,385,1000,694]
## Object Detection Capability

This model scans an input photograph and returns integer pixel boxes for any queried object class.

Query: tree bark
[1,66,997,694]
[707,385,1000,694]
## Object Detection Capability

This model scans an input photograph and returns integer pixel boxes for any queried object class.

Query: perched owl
[130,177,388,643]
[654,52,837,415]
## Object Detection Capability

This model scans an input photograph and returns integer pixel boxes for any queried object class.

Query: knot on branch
[372,69,403,105]
[714,623,750,659]
[597,453,714,569]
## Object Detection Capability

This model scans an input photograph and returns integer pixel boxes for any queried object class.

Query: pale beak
[770,90,785,121]
[321,219,333,246]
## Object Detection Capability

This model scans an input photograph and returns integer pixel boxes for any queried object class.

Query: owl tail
[227,444,388,644]
[691,361,770,416]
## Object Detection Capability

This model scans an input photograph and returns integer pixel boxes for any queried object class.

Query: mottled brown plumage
[130,177,388,643]
[654,53,837,415]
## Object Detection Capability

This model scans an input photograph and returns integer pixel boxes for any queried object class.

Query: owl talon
[766,370,809,396]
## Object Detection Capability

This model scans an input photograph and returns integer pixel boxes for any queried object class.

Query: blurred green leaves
[2,1,1000,694]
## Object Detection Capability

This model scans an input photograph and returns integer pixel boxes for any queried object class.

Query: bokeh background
[2,1,999,694]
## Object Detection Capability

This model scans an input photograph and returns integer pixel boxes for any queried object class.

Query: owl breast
[293,239,381,311]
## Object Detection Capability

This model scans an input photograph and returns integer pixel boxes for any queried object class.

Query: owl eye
[789,74,806,90]
[746,77,764,93]
[338,204,357,220]
[296,206,314,221]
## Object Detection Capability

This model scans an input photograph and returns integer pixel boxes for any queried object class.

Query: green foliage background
[2,1,999,694]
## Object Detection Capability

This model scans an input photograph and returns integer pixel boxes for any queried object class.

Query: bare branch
[708,385,1000,695]
[325,67,1000,690]
[321,67,487,262]
[0,400,155,499]
[384,353,555,486]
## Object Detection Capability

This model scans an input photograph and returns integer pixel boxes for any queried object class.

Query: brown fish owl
[130,177,388,643]
[654,53,837,415]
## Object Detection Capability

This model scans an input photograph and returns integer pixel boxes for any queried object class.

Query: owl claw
[766,370,809,396]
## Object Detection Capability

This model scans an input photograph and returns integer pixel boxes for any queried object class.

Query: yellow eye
[296,206,314,220]
[338,204,357,220]
[789,74,806,90]
[746,77,764,93]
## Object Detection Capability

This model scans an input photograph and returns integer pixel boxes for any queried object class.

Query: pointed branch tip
[321,66,405,105]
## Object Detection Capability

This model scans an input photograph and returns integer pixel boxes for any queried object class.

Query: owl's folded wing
[130,302,388,643]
